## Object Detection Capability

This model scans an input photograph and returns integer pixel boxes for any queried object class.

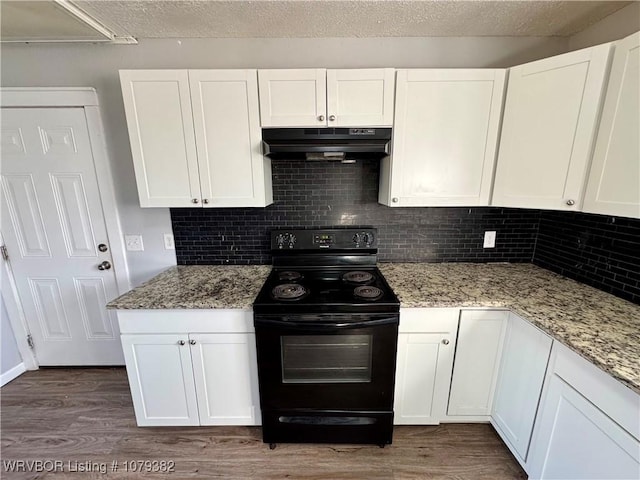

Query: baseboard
[1,362,26,387]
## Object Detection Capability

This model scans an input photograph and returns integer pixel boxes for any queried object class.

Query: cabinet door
[584,32,640,219]
[394,313,457,425]
[448,310,508,417]
[326,69,395,126]
[190,333,261,426]
[491,313,552,463]
[492,44,611,211]
[527,374,640,479]
[189,70,272,207]
[381,69,506,206]
[121,334,199,426]
[258,69,326,127]
[119,70,201,207]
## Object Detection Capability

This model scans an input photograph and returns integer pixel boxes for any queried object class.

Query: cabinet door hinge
[27,334,34,349]
[1,245,8,261]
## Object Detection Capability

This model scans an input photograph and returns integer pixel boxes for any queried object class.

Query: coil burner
[342,271,375,284]
[278,271,303,282]
[272,283,308,301]
[353,285,384,301]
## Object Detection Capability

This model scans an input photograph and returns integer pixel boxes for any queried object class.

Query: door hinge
[1,245,8,261]
[27,334,34,349]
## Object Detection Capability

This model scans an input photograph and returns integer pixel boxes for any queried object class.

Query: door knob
[442,339,450,345]
[329,115,336,121]
[189,339,196,345]
[98,243,108,252]
[566,199,575,206]
[318,115,325,121]
[178,340,185,346]
[98,261,111,270]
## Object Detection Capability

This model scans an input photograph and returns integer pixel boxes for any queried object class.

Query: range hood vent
[262,128,392,160]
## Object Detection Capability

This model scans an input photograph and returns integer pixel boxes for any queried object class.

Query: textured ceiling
[1,1,634,42]
[73,0,632,38]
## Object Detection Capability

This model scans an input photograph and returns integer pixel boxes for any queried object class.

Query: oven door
[254,313,399,411]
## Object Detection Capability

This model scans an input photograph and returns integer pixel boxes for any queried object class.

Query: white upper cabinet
[120,70,201,208]
[492,44,612,211]
[379,69,506,206]
[258,68,395,127]
[583,32,640,219]
[189,70,272,207]
[120,69,272,208]
[326,69,395,126]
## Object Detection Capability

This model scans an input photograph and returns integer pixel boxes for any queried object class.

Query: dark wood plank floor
[1,368,527,479]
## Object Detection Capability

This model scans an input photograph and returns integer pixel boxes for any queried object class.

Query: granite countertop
[379,263,640,394]
[108,262,640,394]
[107,265,270,309]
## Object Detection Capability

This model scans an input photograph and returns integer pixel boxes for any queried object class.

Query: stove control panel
[271,228,377,250]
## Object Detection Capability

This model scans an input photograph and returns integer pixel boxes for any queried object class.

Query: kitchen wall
[569,2,640,50]
[533,212,640,305]
[172,159,540,265]
[172,159,640,305]
[0,35,568,287]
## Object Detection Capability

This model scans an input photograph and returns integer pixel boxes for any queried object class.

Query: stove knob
[353,233,361,246]
[288,234,297,249]
[363,232,373,246]
[276,234,285,249]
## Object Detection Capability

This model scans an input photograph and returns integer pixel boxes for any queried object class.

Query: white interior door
[1,107,124,365]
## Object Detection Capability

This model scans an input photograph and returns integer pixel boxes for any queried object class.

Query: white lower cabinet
[121,334,200,426]
[117,310,261,427]
[527,342,640,480]
[491,312,553,465]
[447,309,508,418]
[394,308,458,425]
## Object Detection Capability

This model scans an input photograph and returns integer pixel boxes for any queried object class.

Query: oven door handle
[254,317,398,329]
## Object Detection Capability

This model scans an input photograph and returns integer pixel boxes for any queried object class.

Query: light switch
[164,233,175,250]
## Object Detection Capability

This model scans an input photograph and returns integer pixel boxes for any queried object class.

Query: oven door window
[281,335,372,383]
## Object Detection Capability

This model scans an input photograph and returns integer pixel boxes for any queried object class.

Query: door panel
[189,70,271,207]
[492,44,611,210]
[584,32,640,218]
[1,108,123,365]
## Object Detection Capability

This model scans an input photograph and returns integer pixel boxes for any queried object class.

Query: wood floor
[1,368,527,479]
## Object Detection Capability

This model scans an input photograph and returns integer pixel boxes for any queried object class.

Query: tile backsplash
[533,211,640,304]
[171,159,539,265]
[171,158,640,304]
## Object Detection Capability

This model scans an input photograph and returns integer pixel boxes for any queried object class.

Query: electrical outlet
[125,234,144,252]
[164,233,175,250]
[483,231,496,249]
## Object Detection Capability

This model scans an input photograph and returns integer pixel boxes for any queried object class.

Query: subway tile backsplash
[171,158,640,304]
[533,211,640,304]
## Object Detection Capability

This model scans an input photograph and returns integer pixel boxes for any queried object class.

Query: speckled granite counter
[108,263,639,394]
[379,263,640,394]
[107,265,270,309]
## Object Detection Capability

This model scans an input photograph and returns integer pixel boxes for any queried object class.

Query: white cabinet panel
[448,309,508,417]
[258,69,395,127]
[119,70,201,207]
[394,308,458,425]
[584,32,640,219]
[189,70,272,207]
[527,375,640,480]
[491,313,552,464]
[528,342,640,479]
[381,69,505,206]
[121,334,199,427]
[190,333,261,426]
[492,44,611,211]
[326,69,395,126]
[258,69,326,127]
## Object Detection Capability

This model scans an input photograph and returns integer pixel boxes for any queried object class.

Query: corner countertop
[108,262,640,394]
[379,263,640,395]
[107,265,270,310]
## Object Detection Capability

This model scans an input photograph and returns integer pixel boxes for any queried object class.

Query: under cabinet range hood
[262,128,392,161]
